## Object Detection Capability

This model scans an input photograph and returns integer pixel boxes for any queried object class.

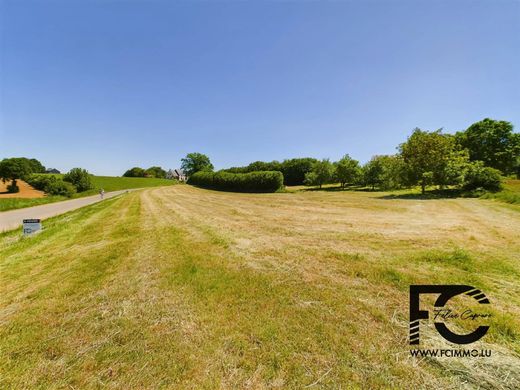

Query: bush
[188,171,284,193]
[26,174,55,191]
[63,168,93,192]
[463,163,502,192]
[26,174,77,197]
[45,180,77,197]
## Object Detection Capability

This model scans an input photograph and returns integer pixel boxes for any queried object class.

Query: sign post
[23,219,42,236]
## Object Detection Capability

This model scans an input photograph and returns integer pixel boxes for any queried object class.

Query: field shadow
[299,185,376,193]
[378,188,467,200]
[300,186,343,192]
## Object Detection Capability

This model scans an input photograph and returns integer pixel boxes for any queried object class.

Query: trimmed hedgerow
[188,170,284,193]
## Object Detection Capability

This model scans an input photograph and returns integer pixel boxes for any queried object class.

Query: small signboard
[23,219,42,236]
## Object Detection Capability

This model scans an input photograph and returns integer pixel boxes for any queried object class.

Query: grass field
[0,175,176,211]
[0,186,519,388]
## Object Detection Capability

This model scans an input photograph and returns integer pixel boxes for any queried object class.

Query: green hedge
[188,171,284,193]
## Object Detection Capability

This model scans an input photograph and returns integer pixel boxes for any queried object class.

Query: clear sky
[1,0,518,175]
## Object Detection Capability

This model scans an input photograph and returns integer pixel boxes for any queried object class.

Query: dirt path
[0,180,45,198]
[0,190,131,232]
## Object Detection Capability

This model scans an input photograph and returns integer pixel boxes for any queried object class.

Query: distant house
[166,169,187,181]
[45,168,61,174]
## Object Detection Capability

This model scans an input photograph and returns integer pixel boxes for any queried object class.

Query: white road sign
[23,219,42,236]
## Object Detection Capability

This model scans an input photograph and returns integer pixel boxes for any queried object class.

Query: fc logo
[409,285,490,345]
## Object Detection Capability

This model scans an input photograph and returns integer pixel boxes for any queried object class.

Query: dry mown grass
[0,186,519,388]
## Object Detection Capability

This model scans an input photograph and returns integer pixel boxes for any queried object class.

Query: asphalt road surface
[0,190,131,232]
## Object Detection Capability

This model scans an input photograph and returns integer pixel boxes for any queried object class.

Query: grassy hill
[0,186,518,388]
[90,176,177,192]
[481,179,520,205]
[0,175,176,211]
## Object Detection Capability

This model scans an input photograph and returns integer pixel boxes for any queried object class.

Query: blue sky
[1,0,518,175]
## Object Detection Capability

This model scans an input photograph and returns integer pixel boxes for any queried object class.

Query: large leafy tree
[247,160,282,172]
[334,154,361,188]
[400,128,454,194]
[455,118,520,175]
[363,155,407,190]
[281,158,318,186]
[63,168,93,192]
[26,158,46,173]
[0,158,34,193]
[145,166,167,178]
[362,156,384,190]
[123,167,146,177]
[181,153,214,176]
[304,159,333,189]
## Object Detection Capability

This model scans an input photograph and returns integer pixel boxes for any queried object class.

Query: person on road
[99,188,105,199]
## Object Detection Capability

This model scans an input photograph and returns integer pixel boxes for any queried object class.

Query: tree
[63,168,93,192]
[123,167,146,177]
[181,153,214,176]
[334,155,361,188]
[281,158,318,186]
[362,155,407,190]
[400,128,454,194]
[362,156,385,190]
[440,149,472,188]
[304,159,333,188]
[247,160,282,172]
[455,118,520,175]
[0,158,33,193]
[26,158,46,173]
[145,166,166,178]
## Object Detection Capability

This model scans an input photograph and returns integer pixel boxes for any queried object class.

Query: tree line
[181,118,519,194]
[2,118,518,196]
[122,166,167,178]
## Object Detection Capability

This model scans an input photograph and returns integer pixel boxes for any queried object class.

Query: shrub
[45,180,77,197]
[26,174,77,197]
[63,168,93,192]
[188,171,283,193]
[463,163,502,192]
[26,174,56,191]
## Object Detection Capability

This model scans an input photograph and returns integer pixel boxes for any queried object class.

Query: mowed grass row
[0,187,519,388]
[0,175,176,211]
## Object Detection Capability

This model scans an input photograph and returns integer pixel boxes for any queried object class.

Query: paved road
[0,190,131,232]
